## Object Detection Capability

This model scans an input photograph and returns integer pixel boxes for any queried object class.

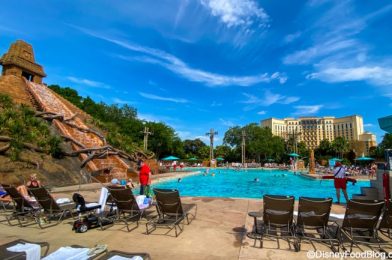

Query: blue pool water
[152,169,370,202]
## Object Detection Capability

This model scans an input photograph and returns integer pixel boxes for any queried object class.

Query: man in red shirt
[138,159,151,195]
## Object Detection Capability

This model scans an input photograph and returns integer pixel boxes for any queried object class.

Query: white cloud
[219,118,235,127]
[139,92,189,103]
[112,97,137,105]
[364,123,374,128]
[72,25,286,87]
[307,66,392,86]
[242,90,300,107]
[292,105,323,116]
[200,0,269,28]
[284,32,301,43]
[283,39,358,65]
[66,76,111,89]
[257,110,266,115]
[211,101,222,107]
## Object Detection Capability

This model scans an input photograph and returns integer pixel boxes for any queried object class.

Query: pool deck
[0,171,377,259]
[1,191,350,260]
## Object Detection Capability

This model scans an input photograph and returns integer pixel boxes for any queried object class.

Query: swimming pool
[152,169,370,202]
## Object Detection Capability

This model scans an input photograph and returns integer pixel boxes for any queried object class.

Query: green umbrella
[216,157,225,161]
[161,155,180,161]
[188,157,198,161]
[331,158,342,161]
[266,158,275,162]
[355,156,374,161]
[288,153,300,157]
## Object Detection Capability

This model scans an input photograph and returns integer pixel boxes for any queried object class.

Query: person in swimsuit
[26,174,41,189]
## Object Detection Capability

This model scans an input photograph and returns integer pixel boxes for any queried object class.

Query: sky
[0,0,391,145]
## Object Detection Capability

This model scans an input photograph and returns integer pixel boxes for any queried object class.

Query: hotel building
[261,115,377,155]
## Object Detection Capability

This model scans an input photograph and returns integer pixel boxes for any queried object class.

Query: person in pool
[254,178,259,182]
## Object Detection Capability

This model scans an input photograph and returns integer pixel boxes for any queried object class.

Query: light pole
[241,130,247,165]
[206,128,218,161]
[141,124,152,151]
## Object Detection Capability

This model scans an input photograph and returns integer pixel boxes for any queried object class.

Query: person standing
[138,159,151,195]
[333,162,349,204]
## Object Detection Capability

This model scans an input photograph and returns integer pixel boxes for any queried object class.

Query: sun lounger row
[250,195,392,253]
[1,184,197,237]
[0,239,151,260]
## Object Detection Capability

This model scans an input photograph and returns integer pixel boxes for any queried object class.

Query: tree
[214,145,232,158]
[316,139,332,156]
[296,141,309,157]
[183,139,207,158]
[331,137,349,158]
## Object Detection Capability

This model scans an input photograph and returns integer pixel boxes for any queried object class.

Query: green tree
[331,137,349,158]
[316,139,332,156]
[183,138,207,158]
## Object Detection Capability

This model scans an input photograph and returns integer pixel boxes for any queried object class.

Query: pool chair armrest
[326,220,341,238]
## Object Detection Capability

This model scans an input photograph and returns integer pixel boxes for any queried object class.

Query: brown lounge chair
[378,200,392,239]
[97,250,151,260]
[0,184,12,211]
[337,200,385,252]
[256,195,299,251]
[0,239,49,260]
[146,188,197,237]
[295,197,339,252]
[2,186,40,227]
[109,188,148,232]
[28,187,75,228]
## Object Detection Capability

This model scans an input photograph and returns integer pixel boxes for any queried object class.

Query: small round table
[247,211,262,239]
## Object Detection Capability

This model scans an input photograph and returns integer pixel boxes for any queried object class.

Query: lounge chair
[109,188,149,232]
[256,195,298,251]
[295,197,339,251]
[146,188,197,237]
[28,187,75,228]
[2,186,40,227]
[337,200,385,252]
[97,250,151,260]
[378,200,392,239]
[0,239,49,260]
[0,184,12,211]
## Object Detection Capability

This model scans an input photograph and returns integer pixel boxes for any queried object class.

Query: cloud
[219,118,235,127]
[292,105,323,116]
[283,38,358,65]
[211,101,222,107]
[307,66,392,86]
[66,76,111,89]
[72,25,285,87]
[257,110,266,115]
[139,92,189,103]
[112,97,137,105]
[242,90,300,107]
[284,32,301,43]
[200,0,269,28]
[364,123,374,128]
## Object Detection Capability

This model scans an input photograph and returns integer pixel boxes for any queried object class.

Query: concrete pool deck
[2,189,364,260]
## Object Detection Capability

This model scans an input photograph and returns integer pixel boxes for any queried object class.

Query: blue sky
[1,0,391,145]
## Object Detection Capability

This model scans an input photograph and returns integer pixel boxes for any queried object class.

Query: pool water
[152,169,370,202]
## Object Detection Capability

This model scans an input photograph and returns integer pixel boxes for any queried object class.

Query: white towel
[56,198,71,204]
[109,256,143,260]
[136,195,146,206]
[97,187,109,214]
[43,247,89,260]
[7,243,41,260]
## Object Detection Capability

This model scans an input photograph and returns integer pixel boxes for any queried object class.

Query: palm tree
[331,137,349,158]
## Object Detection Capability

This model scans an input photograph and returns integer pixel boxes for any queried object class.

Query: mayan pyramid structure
[0,40,130,180]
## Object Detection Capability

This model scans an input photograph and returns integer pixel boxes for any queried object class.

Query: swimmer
[212,173,215,176]
[178,178,182,183]
[254,178,259,182]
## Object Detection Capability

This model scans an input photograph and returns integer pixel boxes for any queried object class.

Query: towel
[135,195,146,207]
[43,247,89,260]
[294,211,344,220]
[56,198,71,204]
[108,256,143,260]
[7,243,41,260]
[97,187,109,214]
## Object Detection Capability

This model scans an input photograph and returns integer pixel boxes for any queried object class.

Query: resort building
[261,115,377,155]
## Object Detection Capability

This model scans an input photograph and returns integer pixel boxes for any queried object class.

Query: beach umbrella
[288,152,300,157]
[188,157,198,161]
[216,157,225,161]
[266,158,275,162]
[331,158,342,162]
[355,156,374,161]
[161,155,180,161]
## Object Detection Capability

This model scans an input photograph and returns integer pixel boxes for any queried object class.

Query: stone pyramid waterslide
[26,80,129,180]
